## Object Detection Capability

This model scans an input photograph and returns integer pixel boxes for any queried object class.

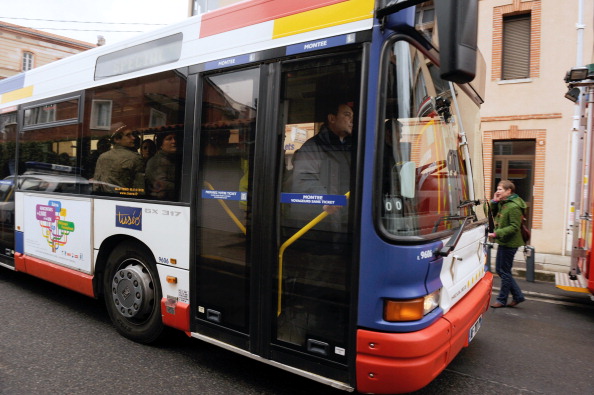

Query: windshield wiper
[436,216,472,257]
[432,214,472,233]
[458,199,480,208]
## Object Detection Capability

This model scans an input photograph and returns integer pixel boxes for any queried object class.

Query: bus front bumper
[356,271,493,394]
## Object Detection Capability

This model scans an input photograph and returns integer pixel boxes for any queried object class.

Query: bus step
[555,272,589,294]
[307,339,329,356]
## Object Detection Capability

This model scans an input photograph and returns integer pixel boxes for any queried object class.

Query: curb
[487,266,556,283]
[512,268,555,283]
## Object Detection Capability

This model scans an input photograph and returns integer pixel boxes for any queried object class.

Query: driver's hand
[323,205,340,215]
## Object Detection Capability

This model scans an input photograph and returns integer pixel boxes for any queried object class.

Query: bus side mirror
[400,161,416,199]
[435,0,478,84]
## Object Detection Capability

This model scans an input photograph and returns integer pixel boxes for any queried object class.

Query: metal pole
[524,246,535,282]
[486,242,493,273]
[566,0,586,254]
[579,85,593,223]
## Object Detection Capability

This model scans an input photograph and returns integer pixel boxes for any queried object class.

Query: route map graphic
[36,200,75,253]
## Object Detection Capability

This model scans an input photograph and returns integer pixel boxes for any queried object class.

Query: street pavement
[1,266,592,395]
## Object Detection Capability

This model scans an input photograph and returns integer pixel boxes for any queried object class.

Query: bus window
[0,112,16,180]
[24,99,78,126]
[83,70,187,199]
[19,98,83,194]
[379,40,470,237]
[0,112,16,258]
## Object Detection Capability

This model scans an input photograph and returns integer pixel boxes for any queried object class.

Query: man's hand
[323,205,341,215]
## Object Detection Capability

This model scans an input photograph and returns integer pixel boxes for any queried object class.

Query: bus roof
[0,0,376,109]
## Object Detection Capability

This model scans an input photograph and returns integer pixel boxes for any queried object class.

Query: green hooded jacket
[490,193,527,248]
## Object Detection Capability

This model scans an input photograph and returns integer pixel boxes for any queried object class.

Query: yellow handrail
[203,181,247,235]
[277,191,350,316]
[4,184,14,203]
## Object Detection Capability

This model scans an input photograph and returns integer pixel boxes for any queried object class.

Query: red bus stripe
[199,0,347,38]
[161,298,190,332]
[15,253,95,298]
[355,272,493,394]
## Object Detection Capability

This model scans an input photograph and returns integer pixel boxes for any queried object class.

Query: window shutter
[502,15,531,80]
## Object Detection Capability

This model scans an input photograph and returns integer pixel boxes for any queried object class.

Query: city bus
[0,0,492,393]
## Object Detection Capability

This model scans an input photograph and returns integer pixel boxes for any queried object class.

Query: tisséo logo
[115,205,142,231]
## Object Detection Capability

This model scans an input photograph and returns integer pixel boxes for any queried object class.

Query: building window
[90,100,113,130]
[502,14,531,80]
[149,109,166,127]
[192,0,245,15]
[415,3,435,41]
[23,99,79,127]
[22,52,34,71]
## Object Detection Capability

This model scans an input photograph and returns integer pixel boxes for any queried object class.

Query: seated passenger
[140,139,157,165]
[145,132,178,200]
[84,137,111,179]
[93,125,145,195]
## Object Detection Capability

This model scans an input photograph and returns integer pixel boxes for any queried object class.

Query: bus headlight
[423,289,441,314]
[383,289,441,322]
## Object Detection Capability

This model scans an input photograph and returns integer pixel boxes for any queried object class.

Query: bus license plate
[468,315,483,343]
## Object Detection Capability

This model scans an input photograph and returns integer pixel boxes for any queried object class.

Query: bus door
[274,53,360,372]
[194,52,360,378]
[194,68,259,348]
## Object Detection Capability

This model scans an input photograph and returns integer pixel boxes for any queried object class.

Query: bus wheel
[103,241,163,343]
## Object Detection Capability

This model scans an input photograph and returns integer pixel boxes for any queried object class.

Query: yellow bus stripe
[555,285,591,294]
[1,86,34,104]
[272,0,374,39]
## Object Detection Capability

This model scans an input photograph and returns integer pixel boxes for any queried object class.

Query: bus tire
[103,241,163,343]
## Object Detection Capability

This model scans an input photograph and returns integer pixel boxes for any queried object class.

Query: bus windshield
[380,40,472,237]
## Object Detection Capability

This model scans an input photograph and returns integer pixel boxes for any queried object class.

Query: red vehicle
[558,67,594,299]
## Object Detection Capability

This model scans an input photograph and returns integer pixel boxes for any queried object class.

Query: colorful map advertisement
[24,195,92,273]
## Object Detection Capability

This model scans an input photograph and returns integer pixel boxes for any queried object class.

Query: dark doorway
[493,140,535,227]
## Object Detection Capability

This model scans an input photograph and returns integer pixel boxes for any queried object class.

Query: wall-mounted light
[565,87,581,103]
[565,67,589,83]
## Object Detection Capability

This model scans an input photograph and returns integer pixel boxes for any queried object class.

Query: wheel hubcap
[111,261,154,320]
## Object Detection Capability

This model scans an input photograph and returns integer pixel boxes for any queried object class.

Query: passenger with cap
[93,124,144,195]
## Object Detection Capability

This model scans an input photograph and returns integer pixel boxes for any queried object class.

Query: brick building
[478,0,594,267]
[0,21,95,80]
